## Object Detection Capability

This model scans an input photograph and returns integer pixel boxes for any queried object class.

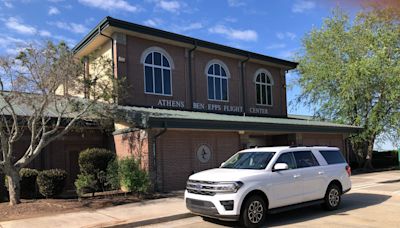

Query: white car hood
[189,168,263,182]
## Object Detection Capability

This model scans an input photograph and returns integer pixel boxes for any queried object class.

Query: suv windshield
[221,152,275,169]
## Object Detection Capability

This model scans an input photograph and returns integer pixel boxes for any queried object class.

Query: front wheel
[323,184,341,210]
[241,195,267,228]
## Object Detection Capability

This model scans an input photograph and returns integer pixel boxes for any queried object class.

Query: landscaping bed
[0,192,173,222]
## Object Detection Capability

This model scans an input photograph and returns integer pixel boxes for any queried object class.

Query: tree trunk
[6,168,21,205]
[363,137,375,170]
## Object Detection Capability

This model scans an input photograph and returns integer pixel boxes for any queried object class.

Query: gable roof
[73,16,298,69]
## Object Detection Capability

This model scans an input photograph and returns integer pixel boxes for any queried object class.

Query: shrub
[37,169,67,198]
[20,168,39,199]
[106,159,120,190]
[77,148,115,194]
[75,173,97,196]
[118,157,150,194]
[79,148,115,175]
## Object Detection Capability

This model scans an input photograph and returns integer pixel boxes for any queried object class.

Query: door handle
[318,171,325,175]
[293,174,301,179]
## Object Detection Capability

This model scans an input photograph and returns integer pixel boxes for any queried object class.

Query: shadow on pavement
[202,192,391,227]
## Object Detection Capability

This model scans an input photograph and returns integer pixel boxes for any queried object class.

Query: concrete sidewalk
[0,197,192,228]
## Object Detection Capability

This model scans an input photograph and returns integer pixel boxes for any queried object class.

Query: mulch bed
[0,191,174,222]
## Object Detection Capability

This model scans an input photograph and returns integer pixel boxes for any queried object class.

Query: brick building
[73,17,361,192]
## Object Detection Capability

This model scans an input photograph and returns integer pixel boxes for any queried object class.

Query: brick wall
[113,130,150,171]
[155,130,240,191]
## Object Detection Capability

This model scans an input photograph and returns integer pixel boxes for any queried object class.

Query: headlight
[214,181,243,193]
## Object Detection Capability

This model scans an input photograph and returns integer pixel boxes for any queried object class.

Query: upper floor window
[254,69,273,106]
[206,60,230,101]
[141,47,174,96]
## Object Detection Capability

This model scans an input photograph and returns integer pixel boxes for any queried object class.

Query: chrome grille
[186,180,217,196]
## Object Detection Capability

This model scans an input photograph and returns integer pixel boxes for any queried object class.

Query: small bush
[75,173,97,196]
[37,169,67,198]
[77,148,115,194]
[106,159,120,190]
[20,168,39,198]
[118,157,150,194]
[79,148,115,175]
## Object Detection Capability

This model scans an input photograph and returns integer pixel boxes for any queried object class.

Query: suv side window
[319,150,346,164]
[293,151,319,168]
[275,152,296,169]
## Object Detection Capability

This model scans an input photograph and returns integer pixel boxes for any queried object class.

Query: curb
[102,213,195,228]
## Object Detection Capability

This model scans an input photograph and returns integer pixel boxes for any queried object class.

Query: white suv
[185,146,351,228]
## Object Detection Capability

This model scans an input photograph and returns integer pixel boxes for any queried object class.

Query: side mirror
[273,163,289,171]
[220,162,226,167]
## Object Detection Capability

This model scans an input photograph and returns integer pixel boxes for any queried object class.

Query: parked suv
[185,146,351,227]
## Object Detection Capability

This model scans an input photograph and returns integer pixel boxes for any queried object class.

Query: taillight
[345,165,351,176]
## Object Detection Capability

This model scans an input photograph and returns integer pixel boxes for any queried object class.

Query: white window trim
[140,46,175,69]
[141,47,174,96]
[205,59,230,102]
[254,68,274,106]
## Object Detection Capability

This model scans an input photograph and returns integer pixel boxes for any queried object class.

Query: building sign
[193,102,243,113]
[249,107,269,114]
[196,144,212,163]
[157,99,185,108]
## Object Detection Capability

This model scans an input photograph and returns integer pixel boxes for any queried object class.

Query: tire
[323,184,341,211]
[240,195,267,228]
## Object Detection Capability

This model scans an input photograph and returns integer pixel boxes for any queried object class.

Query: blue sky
[0,0,395,150]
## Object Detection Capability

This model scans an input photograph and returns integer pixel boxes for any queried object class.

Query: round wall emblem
[196,144,212,163]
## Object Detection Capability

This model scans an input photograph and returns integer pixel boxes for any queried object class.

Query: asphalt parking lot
[143,170,400,227]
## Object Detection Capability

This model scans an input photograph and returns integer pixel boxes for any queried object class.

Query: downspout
[153,124,167,192]
[188,41,197,109]
[240,55,250,115]
[98,28,117,103]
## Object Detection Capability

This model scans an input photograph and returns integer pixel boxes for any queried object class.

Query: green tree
[296,7,400,169]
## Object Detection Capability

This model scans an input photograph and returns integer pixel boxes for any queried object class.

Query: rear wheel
[323,184,341,210]
[241,195,267,228]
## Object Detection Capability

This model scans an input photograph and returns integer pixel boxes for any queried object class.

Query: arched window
[254,69,273,106]
[141,47,173,95]
[206,60,230,101]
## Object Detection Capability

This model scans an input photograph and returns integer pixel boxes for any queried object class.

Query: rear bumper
[186,198,239,221]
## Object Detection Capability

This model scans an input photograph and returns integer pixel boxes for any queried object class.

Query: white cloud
[51,21,88,34]
[48,6,60,15]
[181,22,203,31]
[156,0,181,13]
[143,18,163,27]
[266,43,286,50]
[227,0,245,7]
[39,30,52,37]
[277,49,297,60]
[292,0,316,13]
[48,0,65,2]
[3,1,13,8]
[276,32,297,40]
[78,0,140,12]
[209,25,258,42]
[5,17,37,35]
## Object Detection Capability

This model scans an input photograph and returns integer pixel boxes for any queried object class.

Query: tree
[296,6,400,169]
[0,41,117,205]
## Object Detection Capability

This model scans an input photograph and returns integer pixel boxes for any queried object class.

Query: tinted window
[222,152,275,170]
[293,151,319,168]
[275,152,296,169]
[320,150,346,164]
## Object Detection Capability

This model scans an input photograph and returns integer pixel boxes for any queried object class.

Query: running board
[268,199,324,214]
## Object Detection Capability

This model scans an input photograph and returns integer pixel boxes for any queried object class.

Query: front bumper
[184,190,243,221]
[186,198,239,221]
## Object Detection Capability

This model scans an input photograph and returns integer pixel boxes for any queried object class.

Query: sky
[0,0,396,150]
